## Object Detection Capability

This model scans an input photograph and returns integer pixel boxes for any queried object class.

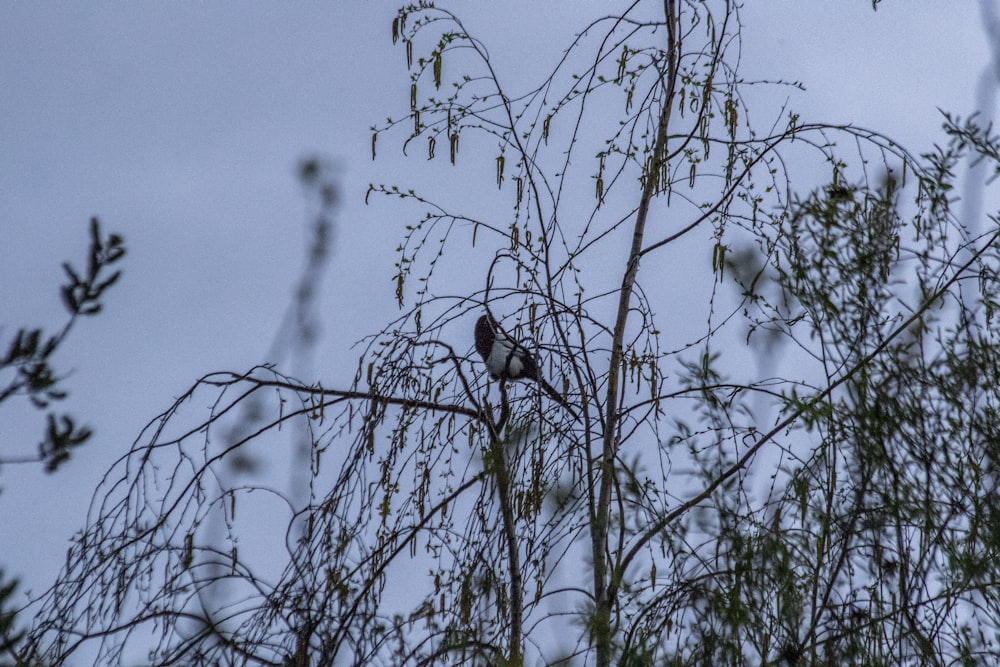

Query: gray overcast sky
[0,2,991,609]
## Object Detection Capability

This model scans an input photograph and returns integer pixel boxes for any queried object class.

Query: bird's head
[474,314,496,361]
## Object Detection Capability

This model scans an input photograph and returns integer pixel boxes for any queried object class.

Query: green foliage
[0,219,124,664]
[0,571,24,667]
[0,218,126,473]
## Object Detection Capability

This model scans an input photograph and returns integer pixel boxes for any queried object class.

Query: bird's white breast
[487,335,523,378]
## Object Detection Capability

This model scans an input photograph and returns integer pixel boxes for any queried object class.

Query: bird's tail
[538,378,579,420]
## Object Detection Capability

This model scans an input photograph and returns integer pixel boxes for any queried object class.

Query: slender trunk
[593,3,678,665]
[490,428,522,663]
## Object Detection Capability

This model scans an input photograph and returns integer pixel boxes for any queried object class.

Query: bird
[474,313,577,418]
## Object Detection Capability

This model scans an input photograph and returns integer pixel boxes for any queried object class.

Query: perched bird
[474,314,577,417]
